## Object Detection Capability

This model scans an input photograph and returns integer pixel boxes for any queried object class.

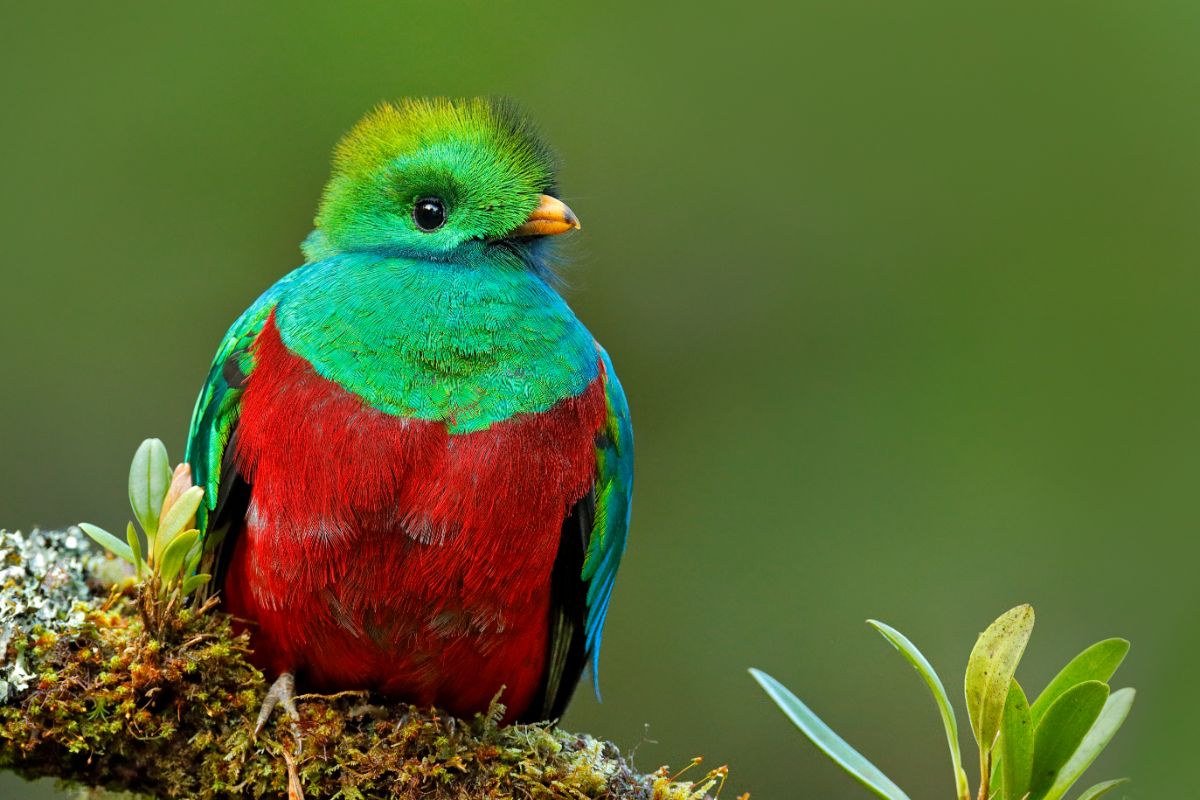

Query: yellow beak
[508,194,581,238]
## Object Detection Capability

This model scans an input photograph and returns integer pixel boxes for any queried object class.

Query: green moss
[0,531,727,800]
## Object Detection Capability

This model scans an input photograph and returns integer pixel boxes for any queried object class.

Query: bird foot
[254,672,303,755]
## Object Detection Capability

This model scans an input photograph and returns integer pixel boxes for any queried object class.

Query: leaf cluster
[751,604,1133,800]
[79,439,212,639]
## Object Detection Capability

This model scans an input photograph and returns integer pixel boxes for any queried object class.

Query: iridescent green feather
[185,269,302,529]
[274,251,597,434]
[582,347,634,684]
[314,98,557,259]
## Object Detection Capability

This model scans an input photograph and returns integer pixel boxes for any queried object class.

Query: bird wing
[536,346,634,720]
[184,271,300,585]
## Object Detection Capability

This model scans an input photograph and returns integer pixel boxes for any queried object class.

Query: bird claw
[254,672,303,755]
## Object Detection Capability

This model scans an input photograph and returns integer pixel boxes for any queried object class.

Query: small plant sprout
[79,438,212,637]
[750,604,1134,800]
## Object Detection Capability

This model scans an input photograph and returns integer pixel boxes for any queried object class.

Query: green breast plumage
[272,251,600,433]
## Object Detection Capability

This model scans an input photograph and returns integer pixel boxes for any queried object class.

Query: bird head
[306,97,579,263]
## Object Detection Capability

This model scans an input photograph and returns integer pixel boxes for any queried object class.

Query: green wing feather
[185,269,304,531]
[582,346,634,688]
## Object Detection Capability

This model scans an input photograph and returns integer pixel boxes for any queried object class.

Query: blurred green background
[2,3,1196,797]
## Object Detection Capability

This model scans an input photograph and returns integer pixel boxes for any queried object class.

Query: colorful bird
[184,98,633,728]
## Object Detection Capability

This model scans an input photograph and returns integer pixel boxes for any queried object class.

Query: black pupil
[413,198,446,231]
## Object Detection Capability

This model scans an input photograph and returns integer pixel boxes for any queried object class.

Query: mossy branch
[0,529,724,800]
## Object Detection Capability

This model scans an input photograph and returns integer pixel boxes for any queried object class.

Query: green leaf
[999,680,1033,800]
[158,529,200,587]
[998,642,1128,796]
[125,522,144,579]
[965,604,1035,756]
[184,540,204,578]
[867,619,970,800]
[1029,681,1109,799]
[1031,639,1129,727]
[1041,689,1134,800]
[182,573,211,596]
[749,668,911,800]
[128,438,171,539]
[79,523,135,564]
[155,486,204,561]
[1073,778,1129,800]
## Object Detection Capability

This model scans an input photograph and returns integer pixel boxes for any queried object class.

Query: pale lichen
[0,528,114,702]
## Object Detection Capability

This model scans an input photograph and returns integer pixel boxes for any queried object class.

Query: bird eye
[413,198,447,232]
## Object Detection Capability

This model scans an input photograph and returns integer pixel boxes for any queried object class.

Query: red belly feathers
[225,315,606,720]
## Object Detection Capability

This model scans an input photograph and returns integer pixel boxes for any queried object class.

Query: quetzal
[184,98,633,727]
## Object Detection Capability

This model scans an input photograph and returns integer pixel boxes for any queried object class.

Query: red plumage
[224,314,607,721]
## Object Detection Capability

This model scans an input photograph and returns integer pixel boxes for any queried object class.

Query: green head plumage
[307,97,565,262]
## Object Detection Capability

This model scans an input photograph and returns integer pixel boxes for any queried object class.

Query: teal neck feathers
[273,248,597,434]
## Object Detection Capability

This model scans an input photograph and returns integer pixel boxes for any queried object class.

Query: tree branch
[1,529,720,800]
